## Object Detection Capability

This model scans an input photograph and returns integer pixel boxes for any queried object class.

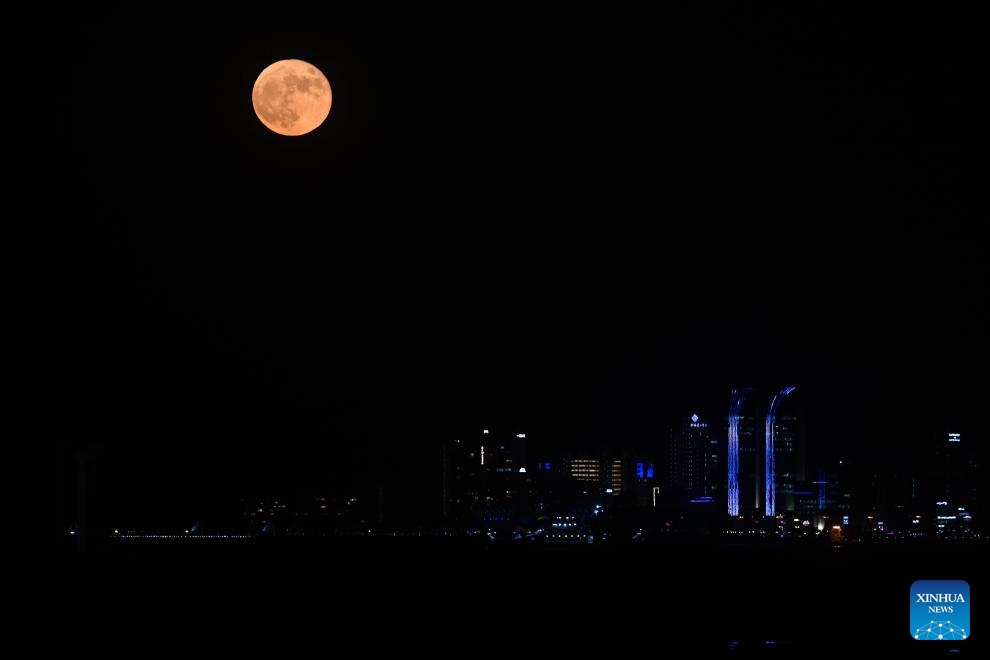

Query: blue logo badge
[911,580,970,641]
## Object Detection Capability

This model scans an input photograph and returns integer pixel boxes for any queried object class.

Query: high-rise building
[567,458,601,484]
[935,430,979,538]
[562,454,629,499]
[628,458,658,507]
[441,428,529,525]
[726,387,763,518]
[667,413,716,503]
[736,414,760,516]
[606,459,624,496]
[940,431,976,509]
[441,433,483,522]
[705,426,721,503]
[480,431,531,522]
[726,386,804,519]
[727,387,750,517]
[764,386,798,517]
[771,413,804,514]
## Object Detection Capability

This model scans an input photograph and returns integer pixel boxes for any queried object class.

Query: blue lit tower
[727,387,752,517]
[765,386,797,517]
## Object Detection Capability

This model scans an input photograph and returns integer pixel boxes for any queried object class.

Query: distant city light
[116,534,252,539]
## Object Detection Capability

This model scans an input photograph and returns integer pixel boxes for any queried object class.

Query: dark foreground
[59,538,982,656]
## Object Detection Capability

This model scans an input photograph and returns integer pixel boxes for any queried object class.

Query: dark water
[60,539,982,655]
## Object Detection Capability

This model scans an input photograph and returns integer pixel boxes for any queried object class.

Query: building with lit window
[627,458,657,507]
[607,459,624,496]
[769,413,804,514]
[935,430,979,538]
[441,433,484,522]
[726,386,804,519]
[667,413,718,505]
[567,458,601,484]
[562,455,628,499]
[441,428,530,525]
[763,386,799,517]
[732,413,760,517]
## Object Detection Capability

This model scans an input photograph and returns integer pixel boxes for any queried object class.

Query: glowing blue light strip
[818,468,825,511]
[727,387,751,517]
[765,386,796,517]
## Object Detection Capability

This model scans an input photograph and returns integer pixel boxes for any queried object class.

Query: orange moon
[252,59,332,137]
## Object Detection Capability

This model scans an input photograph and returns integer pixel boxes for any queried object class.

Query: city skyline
[65,387,981,536]
[91,417,981,548]
[62,3,982,535]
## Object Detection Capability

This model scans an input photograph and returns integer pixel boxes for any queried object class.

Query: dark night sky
[62,2,983,525]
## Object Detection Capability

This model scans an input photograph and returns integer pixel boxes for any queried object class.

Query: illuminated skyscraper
[765,386,799,517]
[941,431,970,507]
[667,413,716,503]
[768,412,805,514]
[726,386,804,518]
[935,430,979,536]
[726,389,760,517]
[567,458,601,484]
[727,388,751,517]
[562,454,628,498]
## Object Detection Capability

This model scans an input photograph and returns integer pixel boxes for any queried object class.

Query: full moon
[252,59,332,137]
